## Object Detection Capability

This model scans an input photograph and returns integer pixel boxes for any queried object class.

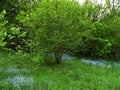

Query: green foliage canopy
[19,0,92,64]
[0,10,7,47]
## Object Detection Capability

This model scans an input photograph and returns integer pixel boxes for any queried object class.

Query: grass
[0,51,120,90]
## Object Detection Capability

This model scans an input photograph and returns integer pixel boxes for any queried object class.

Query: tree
[0,0,35,51]
[0,10,7,47]
[0,0,36,23]
[19,0,91,64]
[101,0,120,60]
[71,1,112,59]
[0,10,27,51]
[104,16,120,60]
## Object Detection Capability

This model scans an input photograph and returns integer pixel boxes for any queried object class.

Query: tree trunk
[54,47,63,64]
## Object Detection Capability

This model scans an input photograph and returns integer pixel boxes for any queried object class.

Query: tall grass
[0,51,120,90]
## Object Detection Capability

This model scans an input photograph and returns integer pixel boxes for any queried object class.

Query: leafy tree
[0,10,7,47]
[19,0,92,64]
[71,1,112,58]
[104,16,120,60]
[0,0,37,51]
[79,22,112,58]
[0,0,36,23]
[100,0,120,60]
[0,10,27,51]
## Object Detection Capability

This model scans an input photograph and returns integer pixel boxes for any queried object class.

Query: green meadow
[0,51,120,90]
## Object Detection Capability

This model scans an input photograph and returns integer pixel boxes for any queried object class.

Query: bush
[0,10,28,51]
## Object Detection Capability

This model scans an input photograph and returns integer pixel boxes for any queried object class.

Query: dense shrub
[0,10,28,51]
[0,10,7,48]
